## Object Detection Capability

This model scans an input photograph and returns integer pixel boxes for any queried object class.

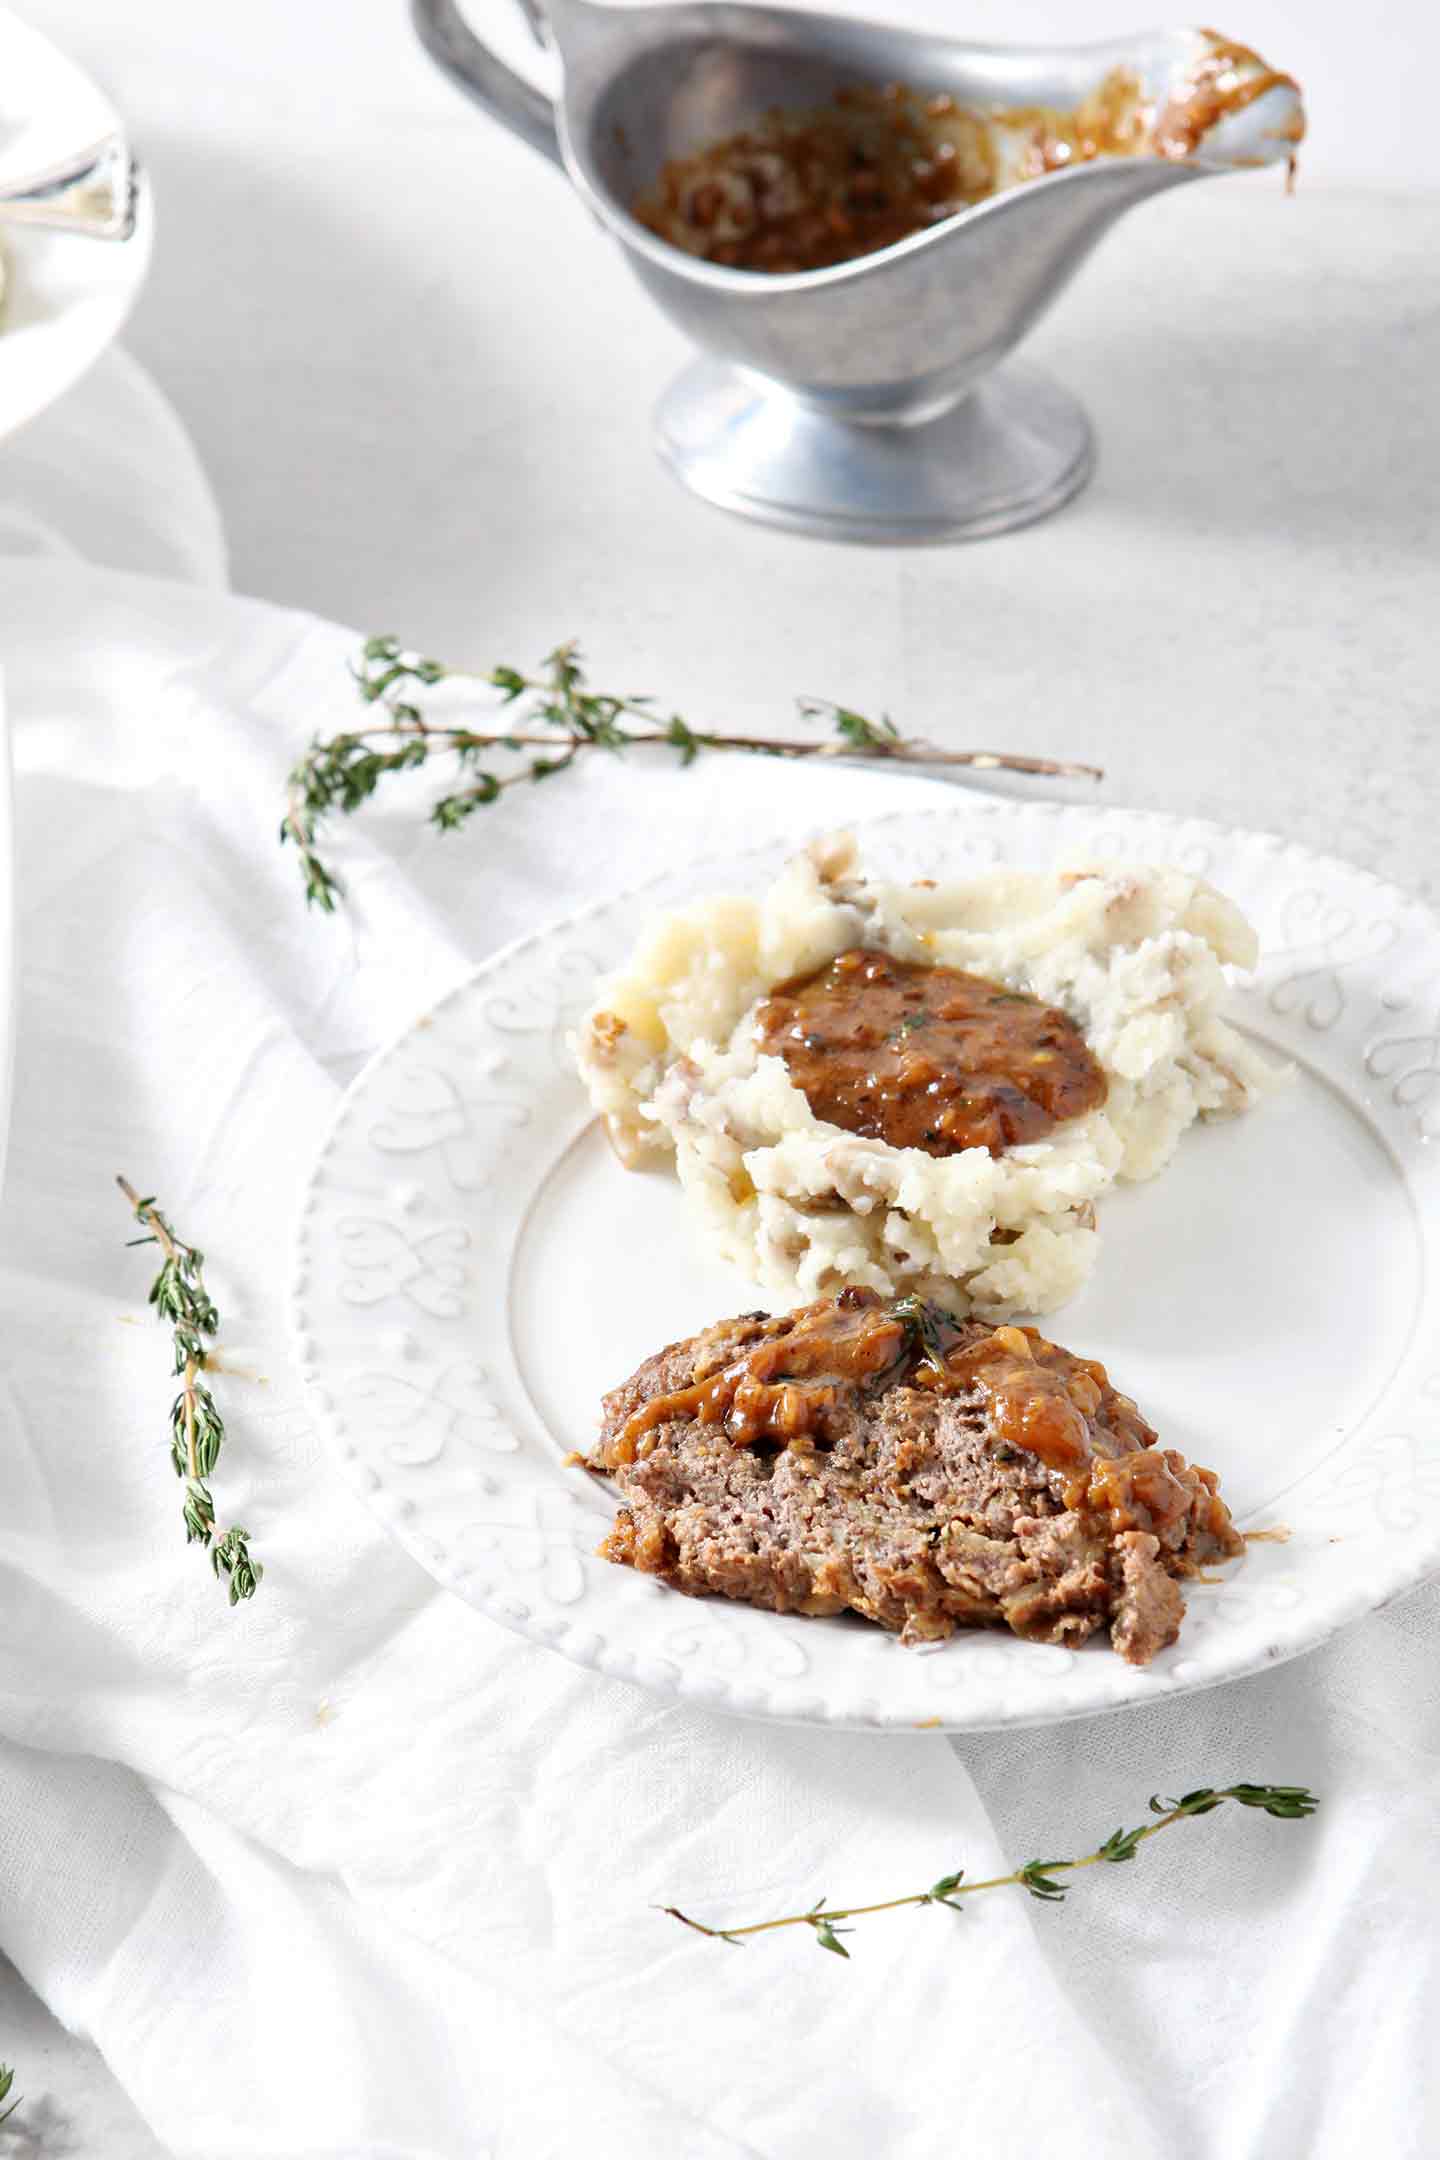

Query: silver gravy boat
[413,0,1302,542]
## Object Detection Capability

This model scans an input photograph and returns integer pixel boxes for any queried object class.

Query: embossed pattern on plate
[292,806,1440,1731]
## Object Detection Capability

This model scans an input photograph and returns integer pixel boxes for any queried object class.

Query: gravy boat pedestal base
[656,358,1092,544]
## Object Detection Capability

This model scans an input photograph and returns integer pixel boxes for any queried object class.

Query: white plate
[0,7,152,442]
[293,805,1440,1732]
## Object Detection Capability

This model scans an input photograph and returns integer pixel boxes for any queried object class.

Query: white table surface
[3,2,1439,2151]
[23,0,1439,905]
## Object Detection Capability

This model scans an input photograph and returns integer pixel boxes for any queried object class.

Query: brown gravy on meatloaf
[614,1291,913,1459]
[613,1287,1222,1541]
[755,947,1106,1156]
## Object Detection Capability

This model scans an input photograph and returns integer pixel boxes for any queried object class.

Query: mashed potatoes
[575,835,1282,1317]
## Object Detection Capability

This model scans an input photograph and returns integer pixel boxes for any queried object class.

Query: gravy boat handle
[412,0,562,167]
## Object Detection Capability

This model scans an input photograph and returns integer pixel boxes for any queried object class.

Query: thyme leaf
[811,1915,853,1958]
[0,2063,19,2127]
[663,1782,1317,1953]
[117,1177,262,1605]
[887,1008,933,1042]
[283,638,1103,909]
[887,1293,963,1365]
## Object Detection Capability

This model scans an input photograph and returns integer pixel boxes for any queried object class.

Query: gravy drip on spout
[1153,33,1303,160]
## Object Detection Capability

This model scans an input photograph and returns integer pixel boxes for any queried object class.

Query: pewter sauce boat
[413,0,1302,542]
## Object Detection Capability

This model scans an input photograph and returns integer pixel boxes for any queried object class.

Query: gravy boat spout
[414,0,1304,542]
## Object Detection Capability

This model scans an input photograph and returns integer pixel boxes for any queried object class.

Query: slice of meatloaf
[583,1288,1242,1665]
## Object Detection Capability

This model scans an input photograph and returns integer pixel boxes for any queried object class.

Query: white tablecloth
[1,0,1439,2149]
[0,355,1437,2160]
[0,549,1146,2160]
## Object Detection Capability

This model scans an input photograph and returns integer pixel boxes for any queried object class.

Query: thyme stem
[283,638,1103,910]
[116,1177,263,1605]
[663,1783,1317,1955]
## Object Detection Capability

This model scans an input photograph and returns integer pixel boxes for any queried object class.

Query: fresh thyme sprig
[664,1783,1317,1955]
[0,2063,19,2127]
[117,1177,262,1605]
[282,637,1103,909]
[888,1292,965,1365]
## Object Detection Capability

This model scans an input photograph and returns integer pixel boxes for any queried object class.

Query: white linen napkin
[0,558,1164,2157]
[1,366,1436,2160]
[0,347,227,589]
